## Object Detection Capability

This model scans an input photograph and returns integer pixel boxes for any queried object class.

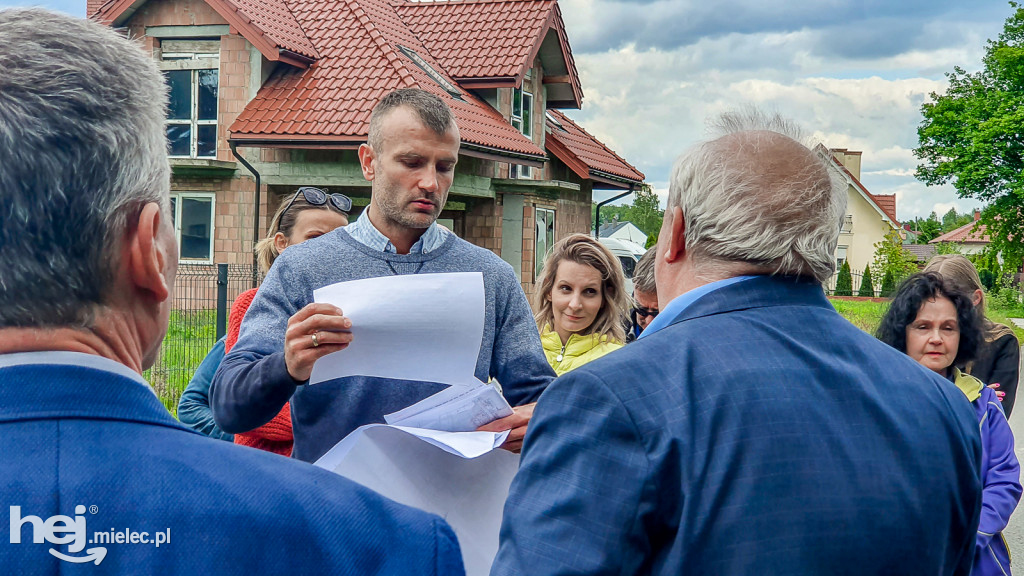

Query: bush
[858,265,875,297]
[835,261,853,296]
[880,269,896,297]
[979,269,996,291]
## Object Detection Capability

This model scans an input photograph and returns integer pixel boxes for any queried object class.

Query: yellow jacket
[541,328,623,376]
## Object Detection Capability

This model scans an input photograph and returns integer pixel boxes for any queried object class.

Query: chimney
[829,149,862,181]
[974,210,981,221]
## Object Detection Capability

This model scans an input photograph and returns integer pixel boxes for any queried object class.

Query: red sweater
[226,288,293,457]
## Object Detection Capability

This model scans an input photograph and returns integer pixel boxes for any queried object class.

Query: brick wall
[463,199,502,255]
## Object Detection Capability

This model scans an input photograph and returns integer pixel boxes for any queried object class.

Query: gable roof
[930,220,990,244]
[817,145,899,228]
[226,0,545,163]
[94,0,319,66]
[394,0,582,107]
[545,110,644,188]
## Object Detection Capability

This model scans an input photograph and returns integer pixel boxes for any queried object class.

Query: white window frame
[171,192,216,263]
[510,86,534,179]
[836,245,848,268]
[534,207,555,279]
[162,50,219,159]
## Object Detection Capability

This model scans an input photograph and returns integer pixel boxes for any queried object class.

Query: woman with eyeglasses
[534,234,629,376]
[178,187,350,455]
[877,272,1020,576]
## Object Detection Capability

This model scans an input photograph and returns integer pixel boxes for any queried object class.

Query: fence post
[216,264,228,340]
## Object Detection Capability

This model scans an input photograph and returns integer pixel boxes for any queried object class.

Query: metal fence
[824,270,880,297]
[145,263,258,414]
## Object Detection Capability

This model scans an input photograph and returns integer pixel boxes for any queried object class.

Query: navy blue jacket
[0,353,464,575]
[494,275,983,575]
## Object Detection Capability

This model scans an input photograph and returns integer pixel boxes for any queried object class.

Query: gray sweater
[211,227,554,462]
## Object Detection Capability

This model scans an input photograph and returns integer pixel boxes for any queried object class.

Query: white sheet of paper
[310,272,485,385]
[315,424,518,576]
[384,382,513,432]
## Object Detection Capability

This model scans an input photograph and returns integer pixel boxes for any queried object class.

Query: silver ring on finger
[311,332,320,348]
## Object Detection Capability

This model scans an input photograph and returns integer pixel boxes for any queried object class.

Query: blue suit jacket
[493,275,983,575]
[0,353,464,575]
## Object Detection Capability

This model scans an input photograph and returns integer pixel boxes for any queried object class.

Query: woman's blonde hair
[924,254,1013,343]
[533,233,628,343]
[254,191,347,274]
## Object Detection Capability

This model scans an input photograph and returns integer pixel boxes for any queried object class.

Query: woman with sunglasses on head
[178,187,350,455]
[534,234,629,376]
[877,272,1021,576]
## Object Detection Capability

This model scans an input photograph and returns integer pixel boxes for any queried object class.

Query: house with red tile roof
[89,0,644,300]
[929,211,990,255]
[819,147,901,278]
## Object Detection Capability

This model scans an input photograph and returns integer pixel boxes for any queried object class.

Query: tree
[835,261,853,296]
[592,184,664,245]
[914,2,1024,271]
[872,228,919,286]
[858,265,875,297]
[934,242,963,255]
[880,269,897,297]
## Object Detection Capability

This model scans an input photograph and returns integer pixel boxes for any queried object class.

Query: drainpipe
[594,186,635,238]
[229,141,261,288]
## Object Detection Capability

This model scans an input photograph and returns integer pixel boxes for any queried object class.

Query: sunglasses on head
[633,306,659,319]
[282,186,352,216]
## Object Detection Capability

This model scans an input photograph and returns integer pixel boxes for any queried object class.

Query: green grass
[829,298,888,334]
[829,296,1024,342]
[144,310,218,416]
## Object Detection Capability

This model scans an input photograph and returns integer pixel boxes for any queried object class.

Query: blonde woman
[925,254,1020,416]
[534,234,629,375]
[225,187,349,455]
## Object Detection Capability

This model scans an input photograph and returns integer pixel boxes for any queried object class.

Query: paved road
[996,319,1024,558]
[1002,402,1024,558]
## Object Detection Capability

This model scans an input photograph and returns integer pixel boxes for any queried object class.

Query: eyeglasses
[282,186,352,217]
[633,306,659,319]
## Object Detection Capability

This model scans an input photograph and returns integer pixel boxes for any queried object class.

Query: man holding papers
[212,88,554,462]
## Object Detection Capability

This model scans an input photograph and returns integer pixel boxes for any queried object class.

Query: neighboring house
[90,0,644,303]
[598,220,648,247]
[821,147,901,276]
[929,211,990,255]
[903,244,937,267]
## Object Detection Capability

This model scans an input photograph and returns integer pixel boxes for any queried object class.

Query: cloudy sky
[8,0,1015,220]
[555,0,1015,220]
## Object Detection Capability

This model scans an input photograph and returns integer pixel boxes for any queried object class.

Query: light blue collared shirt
[638,275,758,339]
[345,211,449,254]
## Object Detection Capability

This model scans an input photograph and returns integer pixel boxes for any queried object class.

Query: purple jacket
[955,368,1022,576]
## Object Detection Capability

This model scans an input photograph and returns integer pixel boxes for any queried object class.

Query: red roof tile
[229,0,545,160]
[871,193,898,226]
[95,0,318,62]
[930,220,990,244]
[394,0,551,80]
[545,110,644,185]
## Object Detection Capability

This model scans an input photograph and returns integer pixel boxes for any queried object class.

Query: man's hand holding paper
[283,303,353,381]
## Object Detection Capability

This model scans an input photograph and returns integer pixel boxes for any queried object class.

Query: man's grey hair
[0,8,171,328]
[367,88,457,152]
[666,108,846,283]
[633,246,657,295]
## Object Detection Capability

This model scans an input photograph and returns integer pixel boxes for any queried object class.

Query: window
[836,245,848,268]
[161,40,219,158]
[510,86,534,179]
[171,193,215,262]
[534,207,555,279]
[840,214,853,233]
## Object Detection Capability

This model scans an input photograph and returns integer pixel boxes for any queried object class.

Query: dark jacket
[964,331,1020,417]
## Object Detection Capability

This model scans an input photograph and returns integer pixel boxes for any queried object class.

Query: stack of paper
[310,272,519,576]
